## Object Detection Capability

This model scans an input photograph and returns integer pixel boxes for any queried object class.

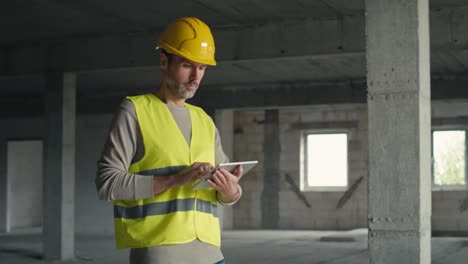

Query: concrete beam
[431,77,468,99]
[431,7,468,48]
[0,96,44,117]
[1,7,468,77]
[0,15,364,75]
[195,80,368,109]
[2,76,468,117]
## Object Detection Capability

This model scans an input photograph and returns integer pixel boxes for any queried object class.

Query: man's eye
[183,64,192,68]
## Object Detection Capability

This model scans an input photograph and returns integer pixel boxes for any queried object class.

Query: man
[95,17,242,264]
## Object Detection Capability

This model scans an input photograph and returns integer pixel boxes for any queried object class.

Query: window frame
[300,129,349,192]
[431,128,468,191]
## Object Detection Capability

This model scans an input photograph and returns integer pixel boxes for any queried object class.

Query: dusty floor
[1,229,467,263]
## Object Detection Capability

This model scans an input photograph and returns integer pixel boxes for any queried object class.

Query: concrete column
[215,109,235,230]
[262,109,280,229]
[0,139,8,232]
[43,72,76,261]
[366,0,431,263]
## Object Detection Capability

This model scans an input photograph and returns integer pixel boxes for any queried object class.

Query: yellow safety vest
[113,94,219,249]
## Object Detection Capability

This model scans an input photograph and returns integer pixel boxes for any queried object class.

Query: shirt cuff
[217,184,242,206]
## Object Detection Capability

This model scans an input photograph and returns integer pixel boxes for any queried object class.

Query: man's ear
[160,53,168,71]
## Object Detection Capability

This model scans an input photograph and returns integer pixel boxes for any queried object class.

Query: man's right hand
[153,162,213,194]
[177,162,213,185]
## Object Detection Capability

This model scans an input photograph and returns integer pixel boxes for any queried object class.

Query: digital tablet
[192,160,258,190]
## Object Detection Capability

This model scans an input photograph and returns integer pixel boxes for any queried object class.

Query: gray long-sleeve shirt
[95,99,236,264]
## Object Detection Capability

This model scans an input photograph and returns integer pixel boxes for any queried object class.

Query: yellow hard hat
[156,17,216,66]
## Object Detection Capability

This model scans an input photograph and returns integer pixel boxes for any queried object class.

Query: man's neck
[154,83,186,107]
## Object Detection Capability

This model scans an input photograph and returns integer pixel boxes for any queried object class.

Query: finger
[234,165,243,177]
[206,178,222,191]
[195,167,212,180]
[218,168,239,184]
[198,165,211,174]
[186,167,207,179]
[205,164,214,172]
[219,167,238,178]
[213,171,240,195]
[190,163,213,175]
[191,162,212,169]
[191,162,202,168]
[212,170,228,185]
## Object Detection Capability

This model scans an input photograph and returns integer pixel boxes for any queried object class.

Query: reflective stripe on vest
[138,165,188,176]
[114,198,219,219]
[113,94,219,249]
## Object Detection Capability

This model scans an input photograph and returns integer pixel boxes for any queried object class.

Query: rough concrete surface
[1,229,468,264]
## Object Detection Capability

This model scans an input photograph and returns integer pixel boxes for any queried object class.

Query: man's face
[164,54,208,99]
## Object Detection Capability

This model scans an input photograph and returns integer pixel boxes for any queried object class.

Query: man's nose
[190,69,202,80]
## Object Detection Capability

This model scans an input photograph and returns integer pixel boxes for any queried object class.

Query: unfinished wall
[431,100,468,234]
[232,101,468,232]
[0,117,44,233]
[0,114,116,235]
[232,105,368,230]
[75,113,115,235]
[232,110,265,229]
[278,105,368,230]
[7,140,43,230]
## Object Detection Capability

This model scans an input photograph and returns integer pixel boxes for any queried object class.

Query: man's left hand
[206,165,243,203]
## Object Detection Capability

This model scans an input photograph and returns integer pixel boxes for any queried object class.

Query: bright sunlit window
[302,132,348,191]
[432,130,466,190]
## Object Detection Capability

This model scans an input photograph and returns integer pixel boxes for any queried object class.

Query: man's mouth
[185,83,198,89]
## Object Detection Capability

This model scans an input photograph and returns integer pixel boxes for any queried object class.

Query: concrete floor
[1,229,468,263]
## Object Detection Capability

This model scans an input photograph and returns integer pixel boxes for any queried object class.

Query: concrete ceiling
[1,0,366,45]
[1,0,468,99]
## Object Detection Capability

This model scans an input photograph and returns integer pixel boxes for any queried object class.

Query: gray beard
[167,82,196,99]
